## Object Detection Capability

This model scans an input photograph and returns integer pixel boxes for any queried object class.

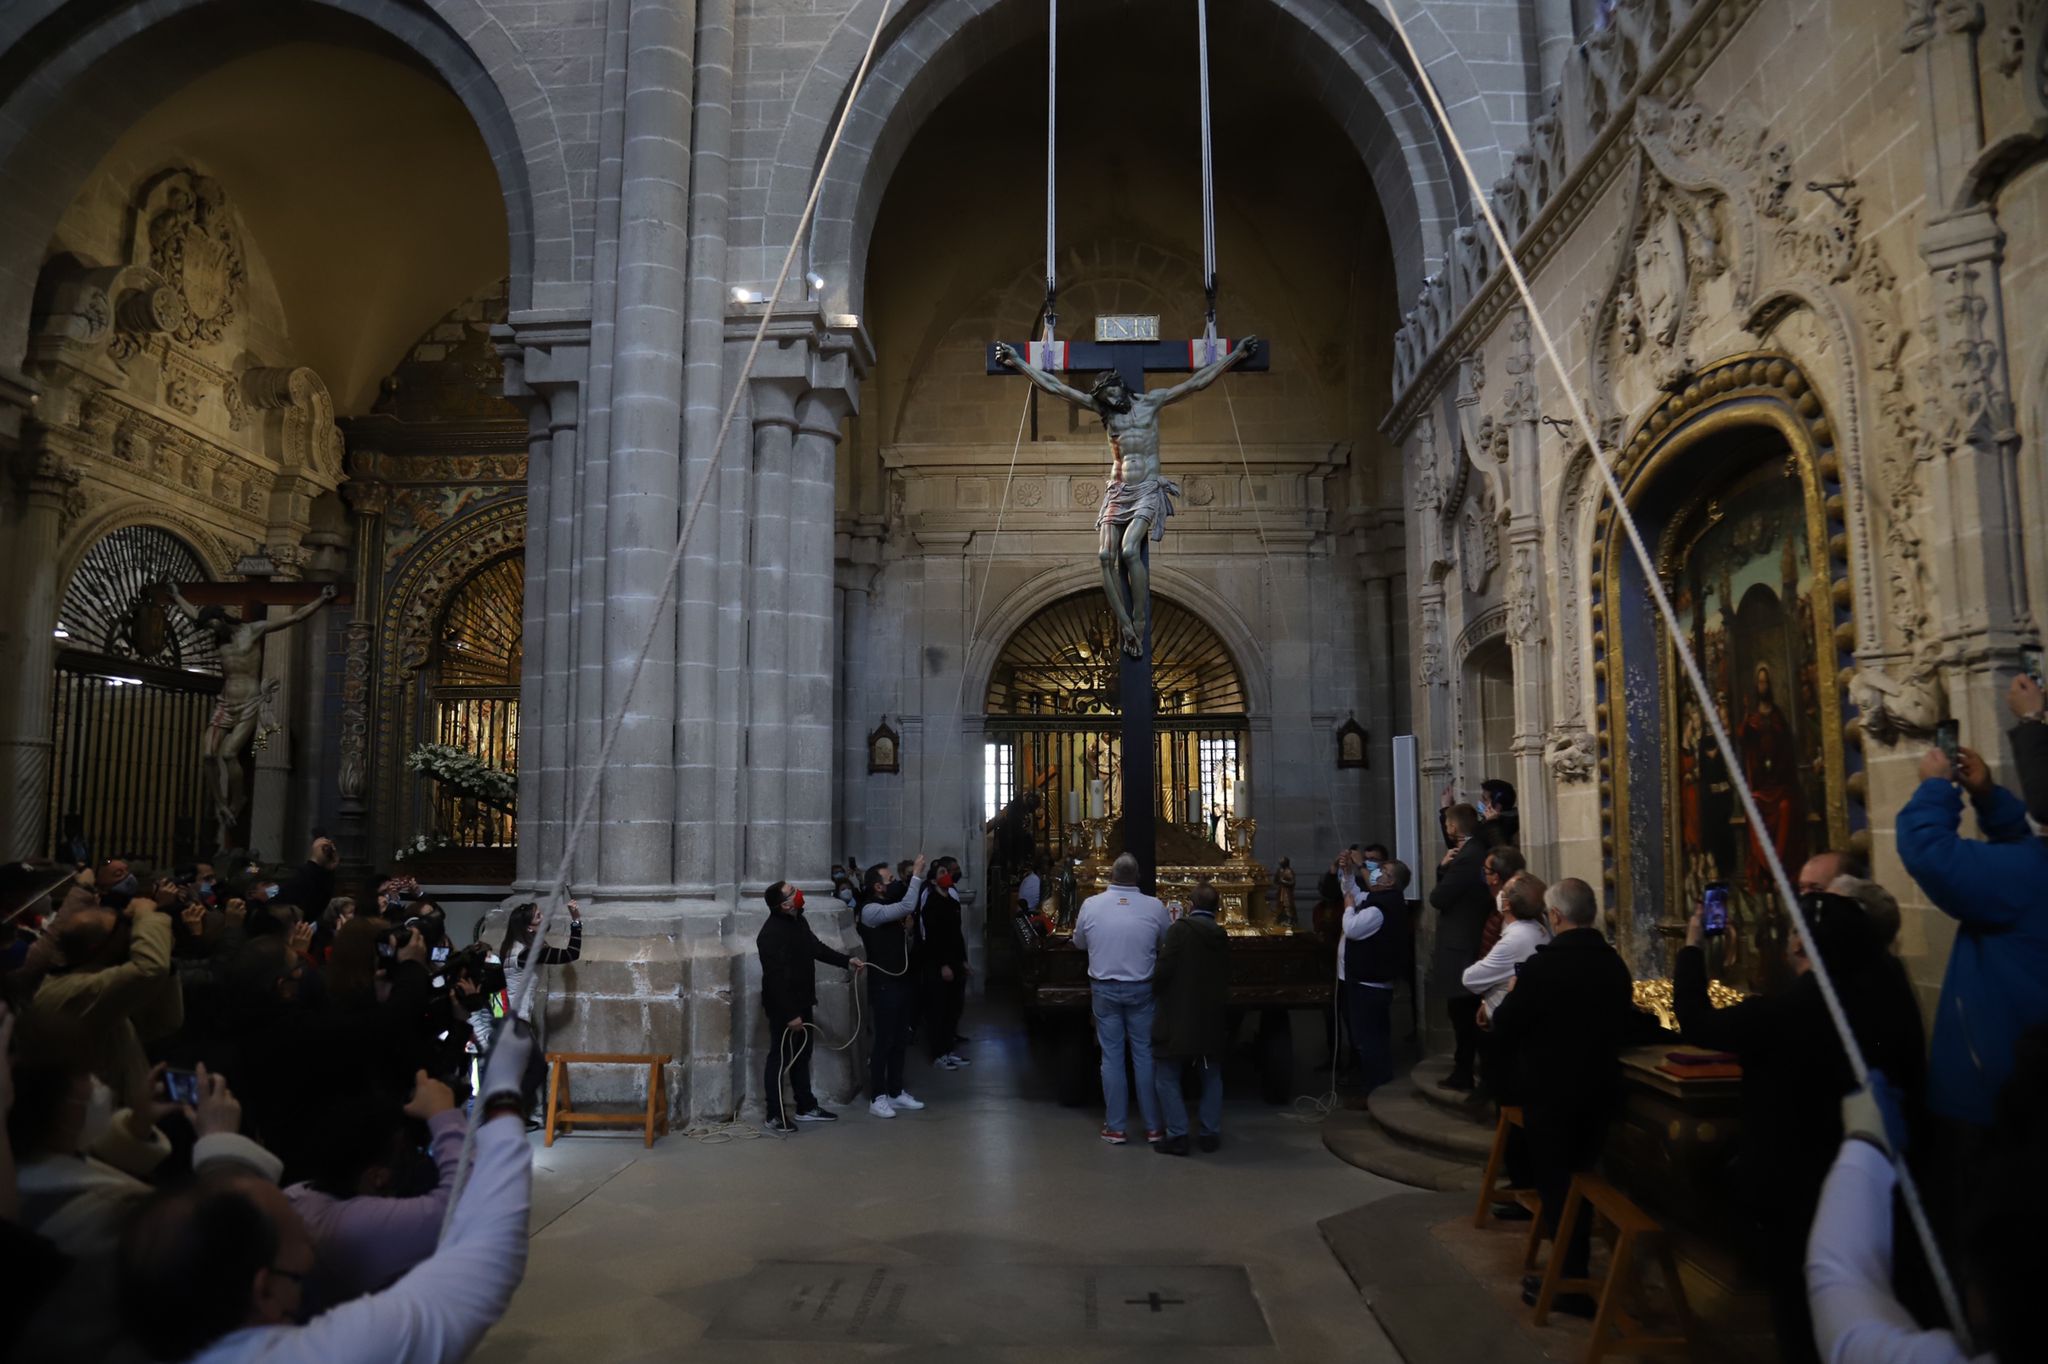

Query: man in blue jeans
[1072,852,1172,1145]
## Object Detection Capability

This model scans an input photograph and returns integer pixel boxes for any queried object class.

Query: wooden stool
[544,1052,673,1148]
[1472,1106,1540,1229]
[1532,1173,1693,1363]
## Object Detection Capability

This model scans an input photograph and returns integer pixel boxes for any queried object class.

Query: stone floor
[474,1000,1409,1362]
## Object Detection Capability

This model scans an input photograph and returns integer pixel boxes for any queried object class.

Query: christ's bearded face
[1093,376,1132,414]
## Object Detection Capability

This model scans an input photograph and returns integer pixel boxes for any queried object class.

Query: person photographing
[918,857,971,1070]
[755,880,865,1133]
[859,856,927,1119]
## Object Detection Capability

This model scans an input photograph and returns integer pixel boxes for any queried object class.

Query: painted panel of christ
[1665,469,1829,951]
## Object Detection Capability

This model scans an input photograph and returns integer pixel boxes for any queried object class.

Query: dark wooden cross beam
[984,323,1270,895]
[154,577,354,623]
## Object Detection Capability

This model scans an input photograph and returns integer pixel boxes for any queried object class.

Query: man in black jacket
[1151,883,1233,1155]
[2006,672,2048,822]
[919,856,971,1069]
[1429,803,1491,1090]
[757,880,865,1133]
[1486,877,1640,1316]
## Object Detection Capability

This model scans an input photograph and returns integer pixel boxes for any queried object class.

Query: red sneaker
[1146,1129,1164,1144]
[1100,1127,1128,1145]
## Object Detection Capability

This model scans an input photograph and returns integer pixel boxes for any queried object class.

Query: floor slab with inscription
[707,1262,1270,1346]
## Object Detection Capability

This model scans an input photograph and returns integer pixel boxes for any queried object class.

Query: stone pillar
[0,445,78,859]
[596,0,694,892]
[836,572,870,863]
[743,378,800,886]
[788,390,845,882]
[1501,310,1556,876]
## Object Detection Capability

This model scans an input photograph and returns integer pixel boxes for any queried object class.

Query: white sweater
[1461,917,1551,1013]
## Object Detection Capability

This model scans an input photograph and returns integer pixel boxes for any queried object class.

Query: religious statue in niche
[995,337,1258,656]
[1664,469,1829,964]
[165,581,336,847]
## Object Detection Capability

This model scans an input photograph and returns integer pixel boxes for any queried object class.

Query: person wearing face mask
[757,881,866,1132]
[859,855,928,1119]
[918,857,972,1070]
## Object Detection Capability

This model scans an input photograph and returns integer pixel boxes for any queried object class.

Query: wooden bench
[1472,1105,1541,1229]
[1531,1172,1693,1363]
[543,1052,672,1148]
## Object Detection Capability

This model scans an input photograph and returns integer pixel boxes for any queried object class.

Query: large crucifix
[988,322,1265,889]
[152,560,350,850]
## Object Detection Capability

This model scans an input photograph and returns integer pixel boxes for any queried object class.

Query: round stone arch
[769,0,1477,317]
[57,501,240,589]
[0,0,569,378]
[961,559,1273,722]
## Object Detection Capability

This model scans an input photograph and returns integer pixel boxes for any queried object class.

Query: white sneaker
[944,1052,972,1067]
[868,1096,897,1119]
[890,1091,926,1110]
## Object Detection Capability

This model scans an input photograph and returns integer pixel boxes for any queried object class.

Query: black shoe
[1441,1070,1475,1092]
[794,1107,838,1123]
[1521,1283,1596,1319]
[766,1116,798,1133]
[1490,1201,1533,1222]
[1196,1134,1221,1153]
[1154,1135,1190,1156]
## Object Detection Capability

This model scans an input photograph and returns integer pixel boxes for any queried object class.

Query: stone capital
[749,376,804,432]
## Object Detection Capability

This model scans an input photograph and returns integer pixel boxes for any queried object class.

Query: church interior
[0,0,2042,1360]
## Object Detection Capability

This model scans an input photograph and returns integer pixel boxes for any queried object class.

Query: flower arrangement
[405,743,517,814]
[394,831,455,863]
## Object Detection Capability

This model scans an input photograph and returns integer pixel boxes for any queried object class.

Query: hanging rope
[1196,0,1218,334]
[1375,7,1973,1349]
[1043,0,1059,339]
[439,0,904,1239]
[956,388,1036,715]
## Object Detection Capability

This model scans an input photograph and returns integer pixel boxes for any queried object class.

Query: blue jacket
[1895,777,2048,1127]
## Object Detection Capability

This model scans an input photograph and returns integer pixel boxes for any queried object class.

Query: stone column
[743,378,800,887]
[596,0,694,892]
[1501,311,1556,876]
[0,445,78,859]
[788,390,845,882]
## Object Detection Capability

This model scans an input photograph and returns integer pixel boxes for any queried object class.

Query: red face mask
[935,871,953,890]
[791,888,805,910]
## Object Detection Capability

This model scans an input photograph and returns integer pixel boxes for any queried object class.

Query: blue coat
[1895,777,2048,1127]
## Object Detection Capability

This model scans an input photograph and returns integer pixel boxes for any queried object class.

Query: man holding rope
[756,881,865,1134]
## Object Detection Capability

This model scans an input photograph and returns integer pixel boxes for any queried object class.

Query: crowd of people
[1,839,578,1361]
[1315,696,2042,1363]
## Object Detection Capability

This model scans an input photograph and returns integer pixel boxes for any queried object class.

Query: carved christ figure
[166,581,336,845]
[996,336,1258,656]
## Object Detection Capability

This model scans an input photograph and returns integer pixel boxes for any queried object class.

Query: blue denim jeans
[1154,1056,1224,1139]
[1091,979,1160,1135]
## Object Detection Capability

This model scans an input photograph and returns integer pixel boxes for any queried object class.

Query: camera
[160,1068,202,1106]
[434,942,505,999]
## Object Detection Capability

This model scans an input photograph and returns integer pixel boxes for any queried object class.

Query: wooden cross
[984,319,1270,894]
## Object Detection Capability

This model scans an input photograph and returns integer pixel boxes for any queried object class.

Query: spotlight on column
[804,271,826,295]
[730,286,765,306]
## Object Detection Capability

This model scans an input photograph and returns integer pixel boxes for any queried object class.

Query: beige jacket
[31,911,183,1099]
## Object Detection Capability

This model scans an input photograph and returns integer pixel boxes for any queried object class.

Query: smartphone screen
[1936,718,1961,768]
[161,1068,201,1106]
[2024,644,2045,687]
[431,944,452,964]
[1702,882,1730,936]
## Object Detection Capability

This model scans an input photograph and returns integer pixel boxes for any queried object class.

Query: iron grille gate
[48,653,221,867]
[984,718,1250,863]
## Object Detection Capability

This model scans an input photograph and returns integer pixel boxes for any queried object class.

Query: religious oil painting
[1662,462,1830,979]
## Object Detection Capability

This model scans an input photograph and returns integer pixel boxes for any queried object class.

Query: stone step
[1408,1059,1493,1119]
[1321,1110,1482,1193]
[1367,1088,1496,1164]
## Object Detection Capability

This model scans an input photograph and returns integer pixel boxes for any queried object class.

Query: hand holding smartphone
[1701,881,1729,937]
[1936,718,1961,776]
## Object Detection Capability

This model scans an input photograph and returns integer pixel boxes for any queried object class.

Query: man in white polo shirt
[1071,853,1172,1145]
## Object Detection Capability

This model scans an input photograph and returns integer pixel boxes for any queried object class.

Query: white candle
[1187,787,1201,823]
[1232,780,1249,817]
[1088,779,1105,820]
[1065,789,1082,826]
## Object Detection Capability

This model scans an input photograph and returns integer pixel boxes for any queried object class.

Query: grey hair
[1543,877,1598,928]
[1830,875,1901,948]
[1109,852,1142,886]
[1383,859,1412,892]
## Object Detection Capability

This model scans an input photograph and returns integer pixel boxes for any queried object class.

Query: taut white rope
[1375,6,1971,1347]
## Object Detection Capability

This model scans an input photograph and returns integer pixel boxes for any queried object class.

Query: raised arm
[994,341,1096,408]
[256,584,337,636]
[162,582,201,623]
[1146,335,1258,408]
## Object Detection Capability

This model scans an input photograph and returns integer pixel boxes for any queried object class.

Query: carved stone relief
[143,171,246,350]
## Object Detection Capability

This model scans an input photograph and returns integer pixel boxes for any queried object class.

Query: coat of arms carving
[147,171,246,349]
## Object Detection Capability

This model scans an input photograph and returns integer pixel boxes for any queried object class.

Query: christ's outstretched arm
[1146,335,1259,407]
[994,342,1097,408]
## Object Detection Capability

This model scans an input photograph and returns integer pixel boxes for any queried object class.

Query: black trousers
[764,1009,815,1122]
[868,975,913,1098]
[1343,982,1394,1093]
[1447,994,1483,1077]
[925,968,966,1060]
[1527,1099,1609,1279]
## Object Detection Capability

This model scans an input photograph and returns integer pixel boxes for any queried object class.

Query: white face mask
[81,1076,116,1152]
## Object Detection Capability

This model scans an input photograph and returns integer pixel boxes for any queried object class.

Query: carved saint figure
[995,337,1258,656]
[167,582,336,845]
[1735,662,1807,894]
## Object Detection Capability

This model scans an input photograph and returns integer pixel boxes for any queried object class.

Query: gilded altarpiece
[1592,355,1867,989]
[339,282,527,881]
